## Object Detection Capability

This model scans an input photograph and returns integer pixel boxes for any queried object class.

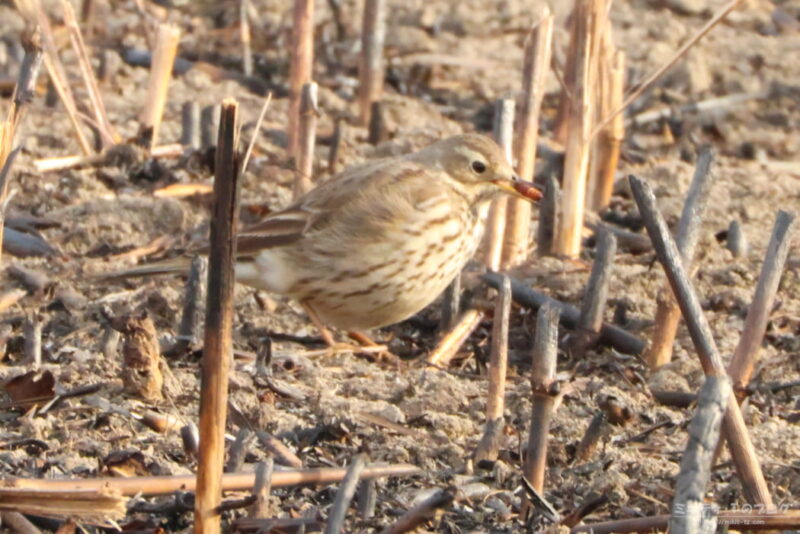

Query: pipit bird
[113,133,539,341]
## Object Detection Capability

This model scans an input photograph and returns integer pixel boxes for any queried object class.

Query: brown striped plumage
[115,134,523,331]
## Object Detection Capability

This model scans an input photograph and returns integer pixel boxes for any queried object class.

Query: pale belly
[238,207,487,331]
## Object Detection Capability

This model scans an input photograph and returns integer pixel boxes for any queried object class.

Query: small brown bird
[115,133,538,335]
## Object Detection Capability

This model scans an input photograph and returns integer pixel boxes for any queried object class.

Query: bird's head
[412,133,542,205]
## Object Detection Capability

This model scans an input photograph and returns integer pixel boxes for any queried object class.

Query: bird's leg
[300,301,336,347]
[347,330,380,347]
[300,302,391,358]
[348,331,398,364]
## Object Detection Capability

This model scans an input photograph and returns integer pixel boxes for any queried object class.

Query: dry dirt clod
[112,312,164,401]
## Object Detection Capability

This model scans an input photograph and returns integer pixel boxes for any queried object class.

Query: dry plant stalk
[629,175,773,508]
[357,0,387,126]
[287,0,314,158]
[195,99,241,534]
[484,99,515,270]
[524,304,559,497]
[503,8,553,267]
[474,276,511,463]
[294,82,318,198]
[590,0,745,138]
[647,149,714,369]
[670,375,731,534]
[381,487,456,534]
[588,49,625,212]
[34,143,184,172]
[0,487,126,522]
[555,0,603,258]
[324,454,367,534]
[1,28,43,264]
[573,511,800,534]
[7,463,421,496]
[60,0,119,147]
[571,229,617,357]
[726,211,795,393]
[426,309,482,367]
[15,0,93,155]
[140,24,181,149]
[240,0,253,77]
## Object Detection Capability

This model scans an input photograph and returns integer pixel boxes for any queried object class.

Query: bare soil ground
[1,0,799,532]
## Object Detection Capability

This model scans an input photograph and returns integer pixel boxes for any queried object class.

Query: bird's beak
[492,174,543,202]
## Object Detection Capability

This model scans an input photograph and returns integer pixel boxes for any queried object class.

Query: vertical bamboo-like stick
[536,175,559,257]
[240,0,253,77]
[484,99,515,271]
[727,211,794,392]
[367,101,387,144]
[474,276,512,463]
[357,0,386,126]
[503,9,554,267]
[726,220,748,258]
[646,148,714,369]
[439,274,460,333]
[554,0,599,258]
[195,99,241,534]
[248,458,273,518]
[571,230,617,357]
[287,0,314,158]
[181,101,201,150]
[294,82,318,198]
[523,303,559,497]
[590,50,625,211]
[629,175,773,508]
[201,105,220,150]
[139,24,180,150]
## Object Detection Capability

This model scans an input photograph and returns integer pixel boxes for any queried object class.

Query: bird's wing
[235,157,407,257]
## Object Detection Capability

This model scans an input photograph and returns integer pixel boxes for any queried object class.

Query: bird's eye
[471,160,487,174]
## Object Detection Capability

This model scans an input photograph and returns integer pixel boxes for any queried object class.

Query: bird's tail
[97,257,194,279]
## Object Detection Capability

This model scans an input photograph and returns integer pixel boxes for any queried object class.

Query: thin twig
[590,0,745,138]
[60,0,119,147]
[241,93,273,176]
[7,464,421,497]
[571,511,800,533]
